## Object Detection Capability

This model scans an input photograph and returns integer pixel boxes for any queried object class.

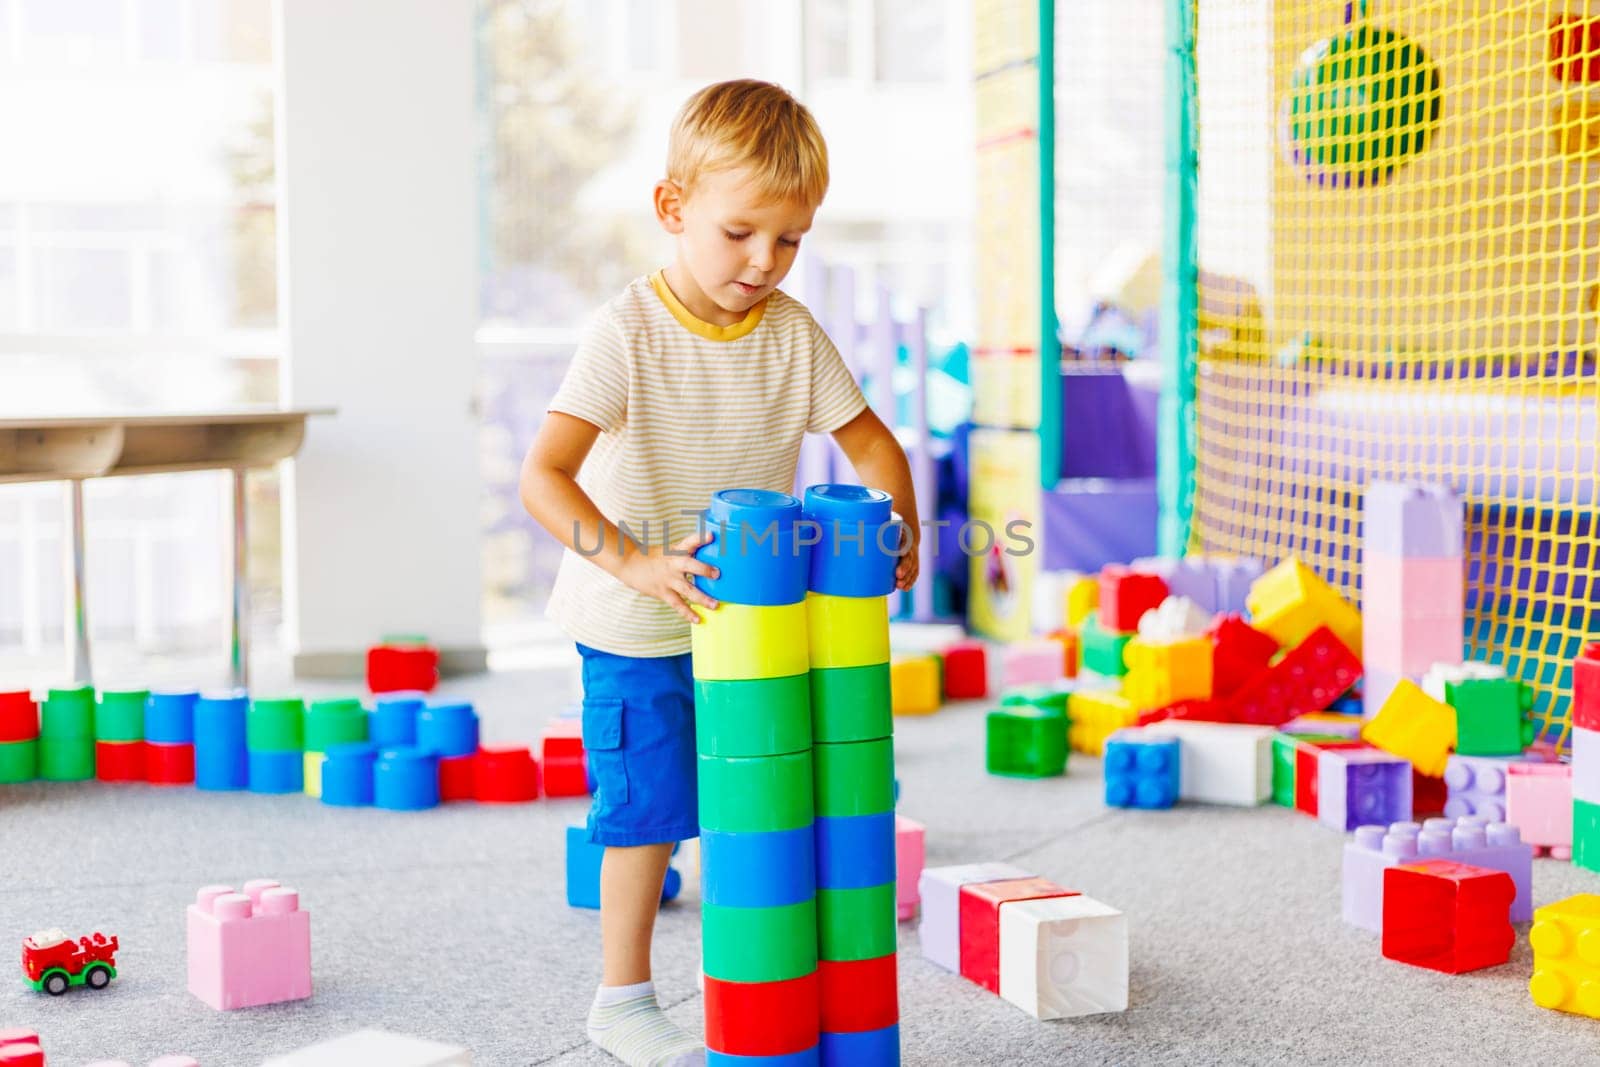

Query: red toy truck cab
[21,929,118,995]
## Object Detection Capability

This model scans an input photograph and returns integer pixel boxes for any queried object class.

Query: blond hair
[667,80,829,206]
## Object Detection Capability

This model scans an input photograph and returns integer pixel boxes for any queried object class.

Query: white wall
[276,0,484,673]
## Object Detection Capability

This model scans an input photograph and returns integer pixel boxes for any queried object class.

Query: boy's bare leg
[588,841,703,1067]
[600,842,675,985]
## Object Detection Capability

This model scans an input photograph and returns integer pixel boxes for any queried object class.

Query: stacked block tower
[1572,643,1600,872]
[691,486,901,1067]
[1362,481,1464,715]
[804,485,900,1063]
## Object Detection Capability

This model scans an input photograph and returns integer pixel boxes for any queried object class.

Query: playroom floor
[5,648,1600,1067]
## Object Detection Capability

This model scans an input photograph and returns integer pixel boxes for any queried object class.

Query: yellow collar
[650,270,766,341]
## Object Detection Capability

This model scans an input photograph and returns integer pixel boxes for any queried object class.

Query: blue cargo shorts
[577,643,699,846]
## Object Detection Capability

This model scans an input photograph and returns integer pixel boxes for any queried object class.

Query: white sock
[587,983,704,1067]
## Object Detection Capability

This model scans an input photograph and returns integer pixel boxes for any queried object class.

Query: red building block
[95,739,147,782]
[1412,767,1449,818]
[438,753,476,801]
[1222,626,1362,726]
[0,1029,43,1067]
[1208,615,1279,697]
[1551,15,1600,83]
[474,745,540,803]
[958,877,1078,994]
[366,642,440,694]
[1136,698,1234,728]
[704,971,819,1057]
[942,640,989,699]
[1573,642,1600,732]
[1382,859,1515,974]
[818,953,899,1034]
[0,691,39,743]
[542,718,590,797]
[1097,566,1168,634]
[146,741,196,786]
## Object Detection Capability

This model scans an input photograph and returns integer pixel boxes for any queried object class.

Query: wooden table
[0,409,332,688]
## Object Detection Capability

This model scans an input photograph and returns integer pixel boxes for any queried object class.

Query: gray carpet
[4,657,1600,1067]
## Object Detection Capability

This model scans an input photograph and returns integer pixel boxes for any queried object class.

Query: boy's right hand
[619,529,721,623]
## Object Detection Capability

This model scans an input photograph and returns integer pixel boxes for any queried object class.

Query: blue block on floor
[194,691,249,791]
[248,748,304,794]
[814,812,895,890]
[1103,733,1180,810]
[701,825,816,907]
[819,1024,898,1065]
[321,741,378,807]
[565,826,682,909]
[146,689,198,744]
[708,1047,820,1066]
[370,693,424,748]
[374,746,440,810]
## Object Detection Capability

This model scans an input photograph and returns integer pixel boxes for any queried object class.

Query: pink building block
[895,815,926,921]
[187,878,311,1010]
[1361,610,1464,679]
[1506,763,1573,859]
[1003,640,1063,688]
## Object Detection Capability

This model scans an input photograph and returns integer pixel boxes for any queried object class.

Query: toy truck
[22,929,118,994]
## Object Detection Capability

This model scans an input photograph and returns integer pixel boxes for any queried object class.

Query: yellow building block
[1065,575,1098,629]
[1067,690,1136,756]
[1530,894,1600,1018]
[1245,559,1362,655]
[1361,679,1456,777]
[1122,636,1213,710]
[805,592,890,669]
[891,655,941,716]
[691,601,809,681]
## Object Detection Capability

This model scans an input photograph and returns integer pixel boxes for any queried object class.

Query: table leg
[65,479,92,685]
[231,468,250,690]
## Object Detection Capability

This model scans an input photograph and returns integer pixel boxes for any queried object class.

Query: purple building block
[1130,555,1264,616]
[1363,480,1464,559]
[1364,669,1404,719]
[1443,755,1529,821]
[1572,725,1600,806]
[917,861,1031,973]
[1214,557,1264,616]
[1341,816,1533,932]
[1317,748,1412,831]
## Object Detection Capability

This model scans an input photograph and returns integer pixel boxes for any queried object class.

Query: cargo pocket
[582,697,629,805]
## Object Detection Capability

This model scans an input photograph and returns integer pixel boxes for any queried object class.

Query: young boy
[520,80,919,1066]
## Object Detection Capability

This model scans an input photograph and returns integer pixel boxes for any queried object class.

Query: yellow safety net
[1191,0,1600,745]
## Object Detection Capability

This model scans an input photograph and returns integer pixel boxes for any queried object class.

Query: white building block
[1160,721,1274,806]
[1421,660,1504,703]
[998,893,1129,1019]
[262,1030,471,1067]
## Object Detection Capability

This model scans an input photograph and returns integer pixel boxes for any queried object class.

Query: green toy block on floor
[999,686,1071,718]
[1079,616,1131,677]
[1576,798,1600,875]
[1446,677,1535,756]
[986,705,1067,778]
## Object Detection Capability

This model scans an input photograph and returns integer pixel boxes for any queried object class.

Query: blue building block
[565,826,682,909]
[194,690,249,791]
[803,484,898,598]
[814,812,895,890]
[321,741,379,807]
[818,1023,898,1065]
[248,748,303,794]
[146,689,198,744]
[701,825,816,907]
[1103,732,1180,809]
[416,702,479,758]
[370,693,424,748]
[693,488,811,606]
[374,746,440,810]
[708,1047,821,1066]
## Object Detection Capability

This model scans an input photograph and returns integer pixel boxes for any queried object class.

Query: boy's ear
[654,180,686,235]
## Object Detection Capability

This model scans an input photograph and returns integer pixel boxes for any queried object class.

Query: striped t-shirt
[545,271,868,657]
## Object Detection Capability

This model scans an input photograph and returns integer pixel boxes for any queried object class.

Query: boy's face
[655,166,816,325]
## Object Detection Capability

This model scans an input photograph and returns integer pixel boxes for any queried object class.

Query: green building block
[986,705,1068,778]
[248,697,305,752]
[95,689,148,742]
[809,664,892,744]
[701,899,817,982]
[1079,616,1131,677]
[817,881,898,961]
[38,737,94,781]
[1446,677,1534,756]
[0,738,38,783]
[813,738,895,817]
[999,686,1071,717]
[696,674,812,756]
[304,698,368,752]
[1270,734,1297,807]
[1576,798,1600,875]
[40,686,94,740]
[698,751,814,832]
